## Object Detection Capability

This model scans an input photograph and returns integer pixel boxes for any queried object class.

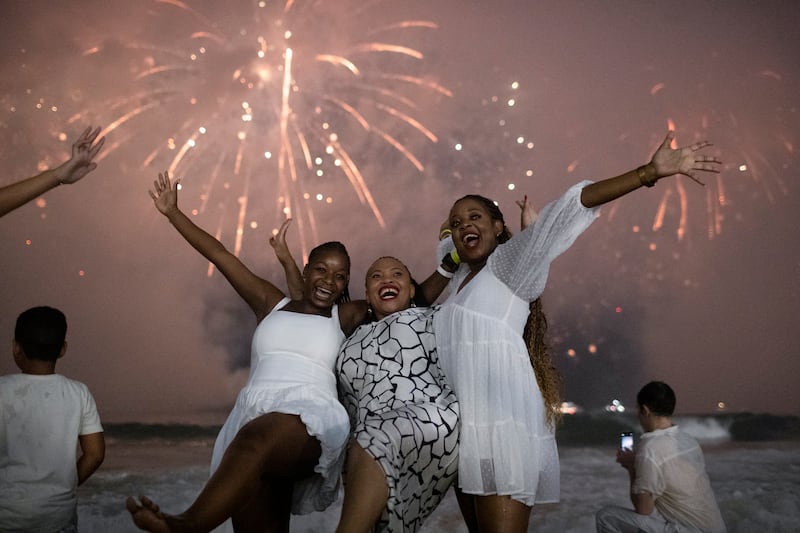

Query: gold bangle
[636,165,658,188]
[439,228,452,240]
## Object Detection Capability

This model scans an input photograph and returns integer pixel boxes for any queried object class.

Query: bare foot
[126,496,171,533]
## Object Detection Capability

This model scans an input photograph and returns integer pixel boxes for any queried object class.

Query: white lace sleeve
[488,180,599,301]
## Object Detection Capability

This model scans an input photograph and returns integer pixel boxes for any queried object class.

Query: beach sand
[85,437,800,532]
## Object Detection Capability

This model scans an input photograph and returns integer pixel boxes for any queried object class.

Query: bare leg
[231,478,294,533]
[126,413,321,533]
[335,441,389,533]
[472,494,531,533]
[454,486,480,533]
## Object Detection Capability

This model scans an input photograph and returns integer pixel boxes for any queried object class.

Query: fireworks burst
[457,71,795,249]
[67,0,449,265]
[622,59,796,244]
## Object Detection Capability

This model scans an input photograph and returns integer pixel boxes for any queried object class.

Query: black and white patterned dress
[336,306,459,533]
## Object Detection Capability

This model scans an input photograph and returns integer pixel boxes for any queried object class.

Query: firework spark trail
[64,0,447,267]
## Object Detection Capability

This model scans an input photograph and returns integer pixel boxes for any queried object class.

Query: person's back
[596,381,725,533]
[0,306,104,533]
[635,425,725,532]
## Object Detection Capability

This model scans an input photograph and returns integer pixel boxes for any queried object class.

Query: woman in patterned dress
[435,132,722,532]
[334,257,459,533]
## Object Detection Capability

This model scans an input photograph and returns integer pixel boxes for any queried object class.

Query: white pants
[596,505,698,533]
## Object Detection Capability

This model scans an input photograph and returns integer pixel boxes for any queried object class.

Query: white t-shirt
[634,425,726,532]
[0,373,103,533]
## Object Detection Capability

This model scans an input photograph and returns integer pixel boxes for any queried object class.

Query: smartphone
[620,432,634,451]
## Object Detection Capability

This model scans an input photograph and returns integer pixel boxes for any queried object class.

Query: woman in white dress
[127,171,367,533]
[434,132,721,532]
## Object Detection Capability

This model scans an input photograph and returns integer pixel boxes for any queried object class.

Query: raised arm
[149,171,284,319]
[516,195,538,230]
[580,131,721,208]
[0,126,105,217]
[417,218,460,305]
[269,218,304,300]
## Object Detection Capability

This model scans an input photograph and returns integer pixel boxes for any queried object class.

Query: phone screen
[620,432,634,451]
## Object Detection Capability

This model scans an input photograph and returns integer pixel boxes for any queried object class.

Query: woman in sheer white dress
[434,132,721,533]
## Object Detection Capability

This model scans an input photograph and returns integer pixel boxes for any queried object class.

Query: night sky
[1,0,798,422]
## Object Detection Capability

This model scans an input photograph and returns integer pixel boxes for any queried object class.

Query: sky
[1,0,798,422]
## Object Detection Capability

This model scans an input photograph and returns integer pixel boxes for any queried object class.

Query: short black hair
[14,306,67,361]
[637,381,676,417]
[307,241,351,304]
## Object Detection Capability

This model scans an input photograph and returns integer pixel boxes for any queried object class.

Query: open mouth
[314,287,333,300]
[462,233,479,247]
[379,286,399,300]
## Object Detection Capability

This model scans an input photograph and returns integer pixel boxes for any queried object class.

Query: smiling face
[448,197,505,268]
[302,249,350,311]
[365,257,415,320]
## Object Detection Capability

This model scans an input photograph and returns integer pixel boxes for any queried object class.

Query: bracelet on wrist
[436,265,454,279]
[439,228,452,240]
[636,164,658,188]
[441,250,460,272]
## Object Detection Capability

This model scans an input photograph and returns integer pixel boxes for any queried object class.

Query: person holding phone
[620,432,634,452]
[596,381,726,533]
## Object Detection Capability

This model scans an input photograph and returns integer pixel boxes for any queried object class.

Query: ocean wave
[555,412,800,446]
[101,413,800,448]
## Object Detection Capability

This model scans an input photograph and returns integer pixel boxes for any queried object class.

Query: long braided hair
[457,195,563,427]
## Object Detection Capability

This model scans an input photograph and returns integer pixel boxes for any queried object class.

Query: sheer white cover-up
[434,181,598,506]
[210,297,350,523]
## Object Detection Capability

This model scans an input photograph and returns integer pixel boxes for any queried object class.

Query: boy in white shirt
[0,306,105,533]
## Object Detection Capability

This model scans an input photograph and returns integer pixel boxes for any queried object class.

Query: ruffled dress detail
[434,181,598,506]
[210,298,350,519]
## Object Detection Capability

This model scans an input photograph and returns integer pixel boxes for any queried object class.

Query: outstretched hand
[515,195,538,230]
[56,126,105,185]
[650,131,721,186]
[148,171,180,216]
[269,218,295,264]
